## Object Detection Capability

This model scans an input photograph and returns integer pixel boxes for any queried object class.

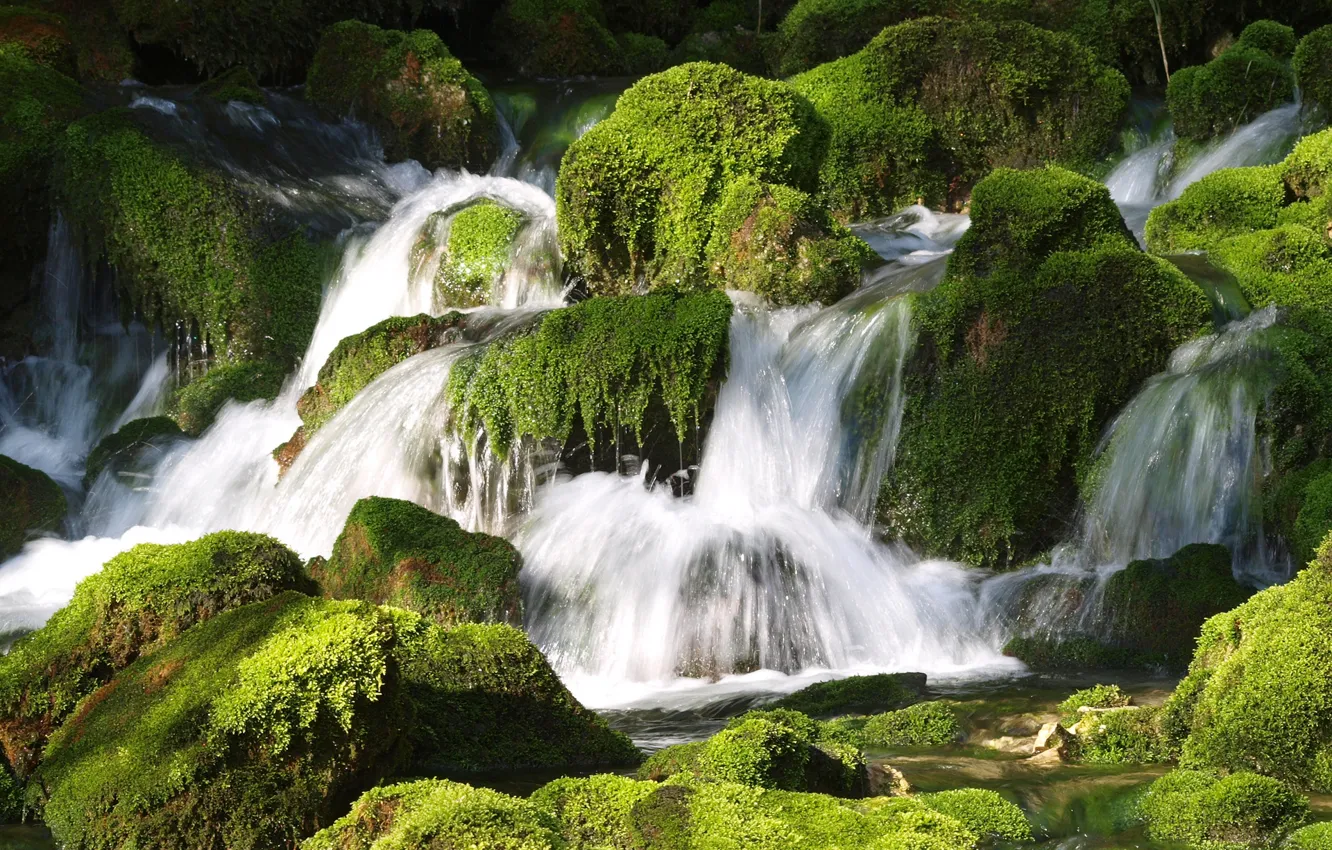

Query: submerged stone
[0,455,66,560]
[411,201,526,309]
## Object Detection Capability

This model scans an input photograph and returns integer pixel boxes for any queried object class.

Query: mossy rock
[861,701,963,748]
[1057,684,1133,724]
[789,16,1129,219]
[617,32,670,75]
[196,65,263,104]
[669,27,768,76]
[1143,165,1287,253]
[0,531,310,777]
[1001,634,1150,671]
[1295,26,1332,117]
[604,0,695,42]
[306,21,497,172]
[83,416,185,488]
[1237,20,1296,60]
[28,0,132,82]
[773,0,923,77]
[1074,706,1171,765]
[315,496,522,627]
[0,6,74,74]
[0,455,66,560]
[1166,42,1294,142]
[917,789,1032,842]
[172,359,288,437]
[879,167,1210,568]
[412,200,526,308]
[446,289,732,462]
[495,0,624,77]
[55,111,330,366]
[1289,822,1332,850]
[303,779,563,850]
[770,672,928,717]
[1139,769,1309,847]
[1163,534,1332,791]
[557,62,856,301]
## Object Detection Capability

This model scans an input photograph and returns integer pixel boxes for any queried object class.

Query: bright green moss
[1237,19,1296,60]
[1210,225,1332,313]
[1058,684,1132,725]
[771,673,928,717]
[307,22,496,171]
[1076,706,1171,765]
[861,701,962,748]
[1144,166,1287,253]
[1001,634,1148,671]
[0,6,73,74]
[436,201,525,307]
[1292,471,1332,571]
[0,757,21,824]
[1289,822,1332,850]
[83,416,183,487]
[305,779,562,850]
[1167,45,1295,142]
[557,62,828,297]
[446,290,731,459]
[638,741,705,781]
[0,455,65,560]
[917,789,1032,842]
[1283,129,1332,201]
[0,531,309,777]
[315,496,522,627]
[774,0,926,77]
[1140,769,1309,848]
[196,65,263,104]
[698,718,813,790]
[172,359,288,436]
[496,0,624,76]
[1294,26,1332,116]
[618,32,670,75]
[532,773,656,846]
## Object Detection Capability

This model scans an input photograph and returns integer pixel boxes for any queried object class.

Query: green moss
[304,779,562,850]
[0,531,310,777]
[637,741,705,781]
[1076,706,1171,765]
[1166,45,1295,142]
[917,789,1032,842]
[307,21,496,172]
[0,455,66,560]
[172,359,288,437]
[496,0,624,77]
[770,673,928,717]
[1140,769,1309,848]
[196,65,263,104]
[0,6,73,74]
[1283,129,1332,201]
[1210,225,1332,313]
[698,717,814,791]
[1294,26,1332,116]
[83,416,184,487]
[1289,822,1332,850]
[0,757,21,824]
[1144,165,1287,253]
[773,0,925,77]
[314,496,522,627]
[436,200,526,307]
[557,62,830,297]
[446,290,731,459]
[861,701,962,748]
[1058,684,1132,724]
[670,28,769,76]
[1237,20,1296,60]
[880,168,1210,568]
[617,32,670,75]
[1292,471,1332,571]
[1001,634,1149,671]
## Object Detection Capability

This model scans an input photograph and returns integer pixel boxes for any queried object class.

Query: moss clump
[56,112,329,367]
[880,167,1210,568]
[1058,684,1132,724]
[1143,165,1287,253]
[1074,706,1171,765]
[0,531,309,777]
[495,0,624,77]
[1165,535,1332,791]
[670,27,768,76]
[1236,20,1296,61]
[304,778,563,850]
[637,741,705,781]
[315,496,522,627]
[1291,470,1332,570]
[773,0,920,77]
[0,6,74,74]
[1289,822,1332,850]
[0,757,21,823]
[918,789,1032,842]
[770,673,928,717]
[1166,40,1295,142]
[431,200,526,307]
[447,289,731,459]
[789,16,1129,219]
[1139,769,1309,848]
[196,65,263,104]
[172,359,288,437]
[1001,634,1148,671]
[83,416,184,487]
[618,32,670,75]
[557,62,864,303]
[1295,26,1332,116]
[861,701,962,748]
[307,22,496,172]
[0,455,66,559]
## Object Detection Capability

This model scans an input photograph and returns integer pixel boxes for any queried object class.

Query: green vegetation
[771,672,928,717]
[1002,634,1147,671]
[1295,26,1332,116]
[880,168,1210,568]
[447,290,731,459]
[1139,769,1309,847]
[423,201,526,307]
[306,22,496,171]
[0,6,73,74]
[83,416,183,487]
[496,0,624,77]
[0,455,65,559]
[1237,19,1296,59]
[1289,822,1332,850]
[196,65,263,104]
[918,789,1032,842]
[790,16,1129,220]
[0,531,309,777]
[637,741,705,781]
[1058,684,1132,724]
[172,359,288,436]
[618,32,670,74]
[1167,27,1295,142]
[0,757,21,823]
[1143,165,1287,253]
[773,0,918,77]
[315,496,522,626]
[1075,706,1171,765]
[861,701,962,748]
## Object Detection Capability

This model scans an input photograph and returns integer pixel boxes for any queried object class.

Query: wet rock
[0,455,66,560]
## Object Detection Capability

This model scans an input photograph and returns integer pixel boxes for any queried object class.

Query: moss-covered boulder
[1236,19,1296,60]
[447,290,731,468]
[0,6,74,74]
[879,167,1210,568]
[1289,822,1332,850]
[916,789,1032,843]
[83,416,185,488]
[56,111,330,368]
[21,0,132,82]
[314,496,522,627]
[1073,705,1170,765]
[861,701,963,748]
[1143,164,1287,253]
[1166,31,1295,142]
[1162,534,1332,791]
[0,531,309,776]
[789,16,1129,219]
[277,312,464,473]
[1295,25,1332,116]
[495,0,624,77]
[0,455,66,560]
[557,62,869,305]
[196,65,263,104]
[617,32,670,75]
[306,22,497,172]
[1139,770,1309,847]
[770,673,928,717]
[172,359,288,437]
[772,0,920,77]
[411,200,526,308]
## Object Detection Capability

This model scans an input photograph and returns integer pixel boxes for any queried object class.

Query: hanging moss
[494,0,624,77]
[447,290,732,459]
[83,416,184,488]
[1295,26,1332,116]
[172,359,289,436]
[306,22,497,172]
[0,455,66,560]
[1139,770,1309,847]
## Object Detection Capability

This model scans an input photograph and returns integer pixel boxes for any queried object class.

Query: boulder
[770,672,928,717]
[411,201,525,308]
[1295,25,1332,116]
[171,359,288,437]
[0,6,75,75]
[494,0,624,77]
[83,416,185,488]
[0,455,66,560]
[1167,29,1295,142]
[860,701,963,748]
[917,789,1033,843]
[1139,770,1309,848]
